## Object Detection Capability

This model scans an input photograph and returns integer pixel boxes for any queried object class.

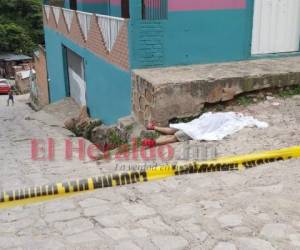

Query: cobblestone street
[0,94,300,249]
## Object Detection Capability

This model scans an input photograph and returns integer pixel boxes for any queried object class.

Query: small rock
[83,206,109,217]
[118,115,136,130]
[252,184,283,193]
[54,218,94,236]
[292,95,300,100]
[130,228,149,238]
[266,96,274,100]
[44,211,80,223]
[289,234,300,247]
[257,213,271,221]
[78,198,107,208]
[139,217,174,232]
[64,117,78,130]
[199,200,222,209]
[260,223,288,240]
[214,242,237,250]
[95,214,131,228]
[271,102,280,106]
[102,227,130,240]
[218,214,243,228]
[236,237,275,250]
[232,226,252,234]
[115,241,141,250]
[123,203,156,218]
[91,125,127,151]
[152,235,189,250]
[168,204,198,219]
[66,231,101,244]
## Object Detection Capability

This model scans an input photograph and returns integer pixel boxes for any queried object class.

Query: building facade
[42,0,300,124]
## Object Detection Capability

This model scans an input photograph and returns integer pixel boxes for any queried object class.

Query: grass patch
[277,85,300,98]
[236,95,254,106]
[108,130,127,148]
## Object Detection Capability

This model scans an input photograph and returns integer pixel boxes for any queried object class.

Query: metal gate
[66,49,86,106]
[251,0,300,55]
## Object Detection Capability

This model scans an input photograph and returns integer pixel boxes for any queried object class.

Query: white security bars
[77,11,93,40]
[52,6,61,25]
[44,5,51,21]
[97,14,125,52]
[62,8,74,32]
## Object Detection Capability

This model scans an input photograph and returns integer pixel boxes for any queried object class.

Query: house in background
[15,69,36,94]
[0,54,32,79]
[42,0,300,125]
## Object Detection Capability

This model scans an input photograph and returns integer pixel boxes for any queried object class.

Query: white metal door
[252,0,300,55]
[66,49,86,106]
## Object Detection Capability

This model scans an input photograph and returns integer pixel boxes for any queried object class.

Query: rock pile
[64,106,102,140]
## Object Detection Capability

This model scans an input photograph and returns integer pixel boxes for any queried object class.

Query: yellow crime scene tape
[1,146,300,209]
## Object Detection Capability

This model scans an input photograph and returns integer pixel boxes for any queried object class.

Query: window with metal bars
[142,0,168,20]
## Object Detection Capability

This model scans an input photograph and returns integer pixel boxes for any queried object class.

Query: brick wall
[44,6,129,71]
[34,46,49,108]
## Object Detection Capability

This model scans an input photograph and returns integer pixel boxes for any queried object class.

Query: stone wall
[132,57,300,126]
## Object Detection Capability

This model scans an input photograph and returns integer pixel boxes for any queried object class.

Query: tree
[0,0,44,55]
[0,23,35,54]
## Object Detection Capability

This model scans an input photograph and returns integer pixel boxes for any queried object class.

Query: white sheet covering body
[170,112,268,141]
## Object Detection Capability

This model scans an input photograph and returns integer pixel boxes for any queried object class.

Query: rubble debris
[64,106,102,141]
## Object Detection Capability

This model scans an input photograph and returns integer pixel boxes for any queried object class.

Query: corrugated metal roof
[0,53,32,62]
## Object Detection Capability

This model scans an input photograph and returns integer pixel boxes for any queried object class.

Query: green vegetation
[277,85,300,98]
[236,95,254,106]
[142,131,160,140]
[0,0,44,55]
[108,130,128,149]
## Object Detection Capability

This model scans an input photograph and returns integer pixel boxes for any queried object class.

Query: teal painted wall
[44,26,131,125]
[77,3,109,14]
[109,4,121,17]
[129,0,254,69]
[165,9,251,65]
[64,0,70,8]
[76,2,121,16]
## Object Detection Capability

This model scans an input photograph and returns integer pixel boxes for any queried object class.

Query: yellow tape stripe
[0,146,299,209]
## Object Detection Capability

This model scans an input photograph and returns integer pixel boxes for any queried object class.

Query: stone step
[132,56,300,126]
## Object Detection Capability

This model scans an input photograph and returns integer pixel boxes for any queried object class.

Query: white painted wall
[67,49,86,107]
[252,0,300,55]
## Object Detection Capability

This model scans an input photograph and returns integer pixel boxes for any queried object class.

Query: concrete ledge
[132,57,300,126]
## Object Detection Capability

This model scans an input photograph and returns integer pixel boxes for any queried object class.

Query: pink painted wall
[169,0,246,11]
[76,0,120,5]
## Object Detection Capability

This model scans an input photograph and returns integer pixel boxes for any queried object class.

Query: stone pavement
[0,94,300,249]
